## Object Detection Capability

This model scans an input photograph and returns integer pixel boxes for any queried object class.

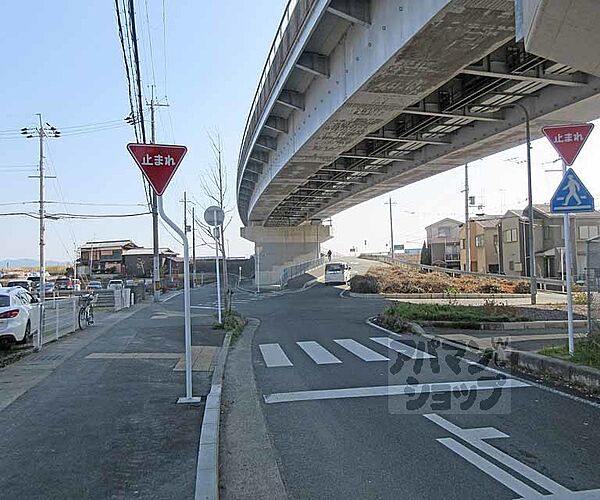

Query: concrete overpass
[237,0,600,284]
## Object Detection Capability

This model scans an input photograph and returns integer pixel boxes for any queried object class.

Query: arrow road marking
[424,413,599,498]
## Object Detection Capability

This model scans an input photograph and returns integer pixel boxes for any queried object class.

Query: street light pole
[500,102,537,304]
[464,164,471,272]
[385,197,396,259]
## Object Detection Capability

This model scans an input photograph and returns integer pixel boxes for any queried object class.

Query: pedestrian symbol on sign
[550,168,594,213]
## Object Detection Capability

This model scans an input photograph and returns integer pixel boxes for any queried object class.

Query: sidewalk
[0,299,224,499]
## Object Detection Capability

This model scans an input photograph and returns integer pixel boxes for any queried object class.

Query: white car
[324,263,350,285]
[107,279,124,290]
[0,287,40,345]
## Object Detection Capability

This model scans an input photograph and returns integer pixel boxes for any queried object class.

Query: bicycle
[78,293,95,330]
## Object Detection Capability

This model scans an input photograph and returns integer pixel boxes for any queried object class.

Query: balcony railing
[237,0,319,189]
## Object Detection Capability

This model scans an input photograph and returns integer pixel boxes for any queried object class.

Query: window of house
[475,235,484,247]
[493,234,498,247]
[437,226,450,238]
[544,225,553,240]
[509,261,514,271]
[578,225,599,240]
[460,239,465,249]
[504,228,518,243]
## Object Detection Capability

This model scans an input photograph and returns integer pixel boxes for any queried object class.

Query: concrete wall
[241,224,332,284]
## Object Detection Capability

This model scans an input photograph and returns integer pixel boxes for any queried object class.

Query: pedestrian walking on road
[327,249,332,262]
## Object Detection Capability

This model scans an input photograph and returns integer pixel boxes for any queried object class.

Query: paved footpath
[0,289,223,500]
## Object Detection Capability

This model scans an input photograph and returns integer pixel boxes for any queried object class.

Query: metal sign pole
[157,195,199,404]
[214,212,222,324]
[561,159,575,355]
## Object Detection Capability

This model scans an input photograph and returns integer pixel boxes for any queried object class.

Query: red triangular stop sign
[542,123,594,166]
[127,143,187,195]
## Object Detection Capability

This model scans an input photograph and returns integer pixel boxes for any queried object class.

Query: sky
[1,1,600,264]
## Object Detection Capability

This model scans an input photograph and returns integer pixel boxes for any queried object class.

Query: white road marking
[333,339,389,362]
[264,378,529,404]
[425,414,572,496]
[438,438,544,498]
[259,343,293,367]
[370,337,435,359]
[297,341,341,365]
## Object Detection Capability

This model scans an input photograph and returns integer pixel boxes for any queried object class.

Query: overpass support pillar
[241,224,333,285]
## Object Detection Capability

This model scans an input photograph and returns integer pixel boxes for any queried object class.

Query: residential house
[529,205,600,279]
[122,247,178,278]
[497,204,600,279]
[459,216,502,273]
[498,210,531,277]
[425,218,461,269]
[77,240,139,276]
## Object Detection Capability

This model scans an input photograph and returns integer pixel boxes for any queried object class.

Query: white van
[324,263,350,285]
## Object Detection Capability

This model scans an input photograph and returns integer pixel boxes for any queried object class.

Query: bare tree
[196,132,231,306]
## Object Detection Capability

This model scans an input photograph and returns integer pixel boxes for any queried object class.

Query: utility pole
[192,206,197,287]
[385,197,397,259]
[148,86,169,301]
[21,115,60,351]
[464,164,471,272]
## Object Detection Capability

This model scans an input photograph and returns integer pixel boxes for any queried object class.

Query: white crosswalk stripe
[258,337,439,368]
[370,337,435,359]
[333,339,389,362]
[259,343,293,367]
[297,341,342,364]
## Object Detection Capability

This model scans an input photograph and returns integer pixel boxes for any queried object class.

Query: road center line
[264,378,529,404]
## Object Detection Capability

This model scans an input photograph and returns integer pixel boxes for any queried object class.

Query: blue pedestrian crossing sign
[550,168,594,213]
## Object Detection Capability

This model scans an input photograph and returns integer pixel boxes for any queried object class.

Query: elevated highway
[237,0,600,283]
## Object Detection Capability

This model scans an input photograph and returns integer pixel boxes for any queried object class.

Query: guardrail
[359,254,567,292]
[237,0,319,188]
[280,257,326,287]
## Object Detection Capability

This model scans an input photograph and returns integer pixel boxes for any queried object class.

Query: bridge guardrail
[359,254,567,292]
[280,257,326,287]
[237,0,319,191]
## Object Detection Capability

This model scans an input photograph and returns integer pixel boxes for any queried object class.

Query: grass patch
[378,302,527,327]
[540,338,600,370]
[213,310,247,343]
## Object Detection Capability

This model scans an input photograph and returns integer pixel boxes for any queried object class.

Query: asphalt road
[229,258,600,500]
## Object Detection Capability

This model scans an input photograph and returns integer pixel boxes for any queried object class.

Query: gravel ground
[511,305,587,320]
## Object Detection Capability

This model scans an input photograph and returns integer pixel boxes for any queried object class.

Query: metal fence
[585,238,600,335]
[280,257,326,287]
[39,297,79,346]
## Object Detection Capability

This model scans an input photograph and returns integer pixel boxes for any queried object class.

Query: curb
[507,349,600,392]
[349,292,533,299]
[194,330,233,500]
[417,319,588,331]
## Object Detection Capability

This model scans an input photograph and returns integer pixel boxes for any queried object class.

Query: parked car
[107,279,124,290]
[0,287,39,345]
[44,281,55,294]
[54,276,73,290]
[324,263,350,285]
[87,280,103,290]
[6,280,32,292]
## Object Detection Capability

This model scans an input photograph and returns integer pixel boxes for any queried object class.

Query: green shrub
[478,282,502,294]
[513,281,530,294]
[573,292,587,305]
[349,274,380,293]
